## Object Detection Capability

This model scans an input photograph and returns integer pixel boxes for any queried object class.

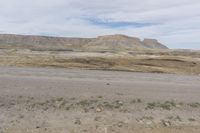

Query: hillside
[0,33,200,75]
[0,34,168,51]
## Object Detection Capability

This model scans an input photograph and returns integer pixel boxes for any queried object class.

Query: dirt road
[0,67,200,133]
[0,67,200,101]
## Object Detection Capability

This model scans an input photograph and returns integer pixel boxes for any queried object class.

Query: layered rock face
[0,34,168,50]
[142,39,168,49]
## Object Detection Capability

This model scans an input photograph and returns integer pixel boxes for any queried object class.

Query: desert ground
[0,48,200,75]
[0,67,200,133]
[0,34,200,132]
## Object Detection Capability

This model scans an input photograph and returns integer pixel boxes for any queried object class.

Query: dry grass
[0,48,200,75]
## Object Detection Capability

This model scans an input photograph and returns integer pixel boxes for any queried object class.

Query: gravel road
[0,67,200,133]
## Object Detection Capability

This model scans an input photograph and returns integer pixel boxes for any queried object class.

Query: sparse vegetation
[137,99,142,103]
[188,102,200,108]
[97,96,103,99]
[167,115,182,121]
[161,120,171,127]
[1,46,200,75]
[146,102,157,109]
[102,102,114,109]
[146,100,176,110]
[130,98,142,104]
[188,118,196,122]
[160,101,176,110]
[1,94,200,132]
[141,116,154,120]
[101,100,124,109]
[175,115,182,122]
[74,118,81,125]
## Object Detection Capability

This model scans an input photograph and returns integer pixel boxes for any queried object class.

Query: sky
[0,0,200,49]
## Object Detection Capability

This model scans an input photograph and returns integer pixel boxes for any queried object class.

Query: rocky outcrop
[0,34,168,51]
[142,39,168,49]
[85,34,168,51]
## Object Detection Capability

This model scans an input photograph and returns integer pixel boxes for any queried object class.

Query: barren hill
[0,33,200,75]
[0,34,168,51]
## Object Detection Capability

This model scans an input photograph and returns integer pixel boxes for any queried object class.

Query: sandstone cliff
[0,34,168,51]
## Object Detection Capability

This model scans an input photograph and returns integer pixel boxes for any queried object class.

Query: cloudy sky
[0,0,200,49]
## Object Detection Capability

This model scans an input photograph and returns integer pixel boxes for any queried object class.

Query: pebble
[96,107,103,112]
[162,120,171,127]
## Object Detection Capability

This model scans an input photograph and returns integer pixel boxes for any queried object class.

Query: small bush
[188,102,200,108]
[146,101,176,110]
[131,98,142,104]
[188,118,196,122]
[146,102,157,109]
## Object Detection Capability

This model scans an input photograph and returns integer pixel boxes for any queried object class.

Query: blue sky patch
[86,18,157,28]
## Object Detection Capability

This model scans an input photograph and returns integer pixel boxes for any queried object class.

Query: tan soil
[0,67,200,133]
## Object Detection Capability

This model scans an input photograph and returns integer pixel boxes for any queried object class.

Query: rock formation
[0,34,168,51]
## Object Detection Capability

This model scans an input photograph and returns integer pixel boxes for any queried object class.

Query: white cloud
[0,0,199,49]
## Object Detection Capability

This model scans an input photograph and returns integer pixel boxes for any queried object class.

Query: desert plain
[0,67,200,133]
[0,34,200,133]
